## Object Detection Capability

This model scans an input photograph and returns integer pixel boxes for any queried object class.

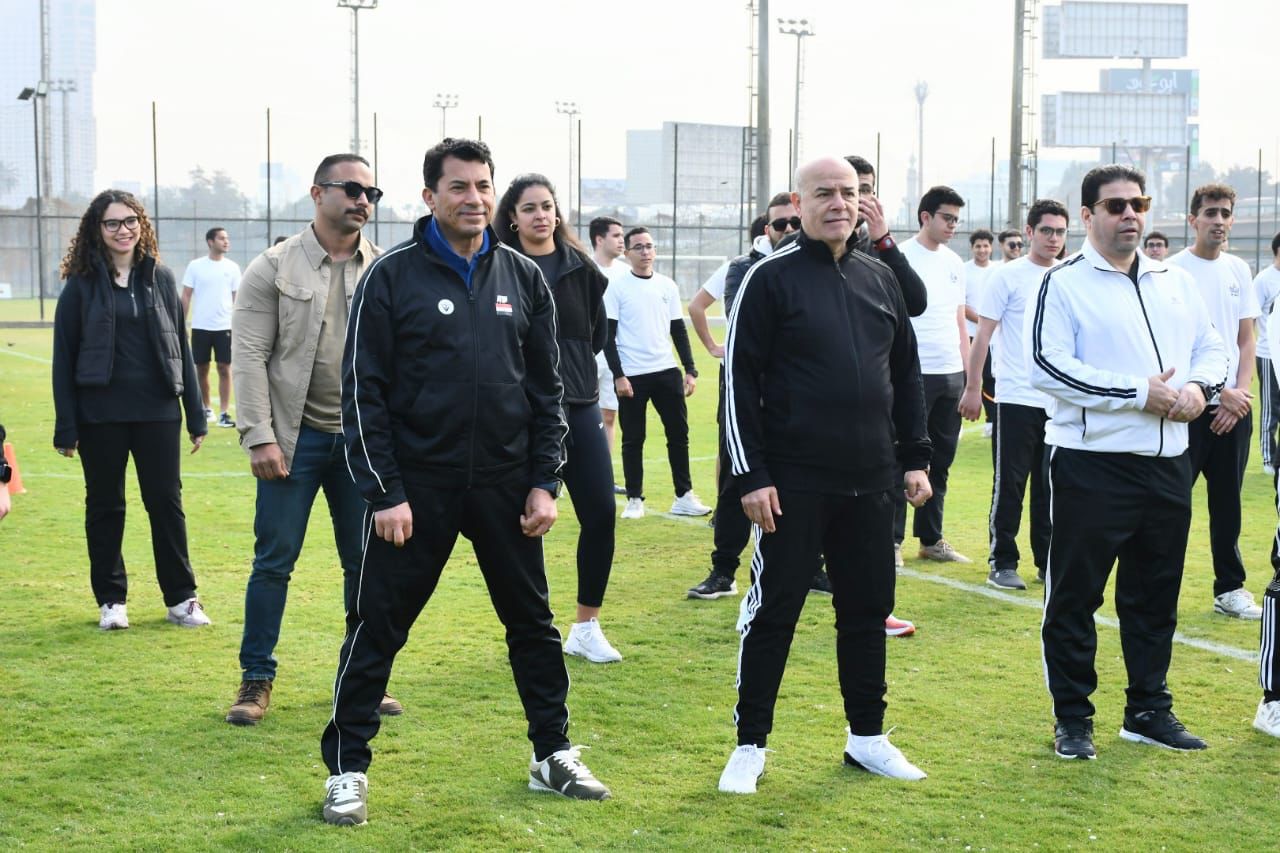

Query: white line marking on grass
[897,566,1258,663]
[0,349,52,365]
[27,470,252,479]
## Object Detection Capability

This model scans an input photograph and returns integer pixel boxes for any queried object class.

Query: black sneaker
[528,747,611,800]
[809,570,832,595]
[612,483,626,495]
[217,412,236,428]
[987,568,1027,590]
[1119,710,1207,751]
[688,571,737,600]
[1054,717,1096,759]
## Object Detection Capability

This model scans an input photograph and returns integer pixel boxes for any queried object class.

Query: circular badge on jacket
[438,298,455,315]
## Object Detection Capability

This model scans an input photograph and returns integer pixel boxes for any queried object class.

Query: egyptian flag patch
[495,294,513,316]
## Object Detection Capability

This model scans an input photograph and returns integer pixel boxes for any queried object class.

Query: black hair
[1144,230,1168,248]
[767,191,793,210]
[205,226,226,243]
[624,227,650,250]
[422,137,495,190]
[917,185,965,226]
[998,229,1021,244]
[970,229,995,245]
[589,216,623,249]
[844,155,874,177]
[493,173,588,256]
[1027,198,1070,229]
[748,214,767,241]
[1189,182,1236,216]
[1272,231,1280,257]
[1080,164,1145,209]
[313,153,370,186]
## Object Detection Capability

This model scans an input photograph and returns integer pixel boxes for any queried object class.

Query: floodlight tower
[433,93,458,138]
[337,0,378,154]
[777,18,814,168]
[914,81,929,199]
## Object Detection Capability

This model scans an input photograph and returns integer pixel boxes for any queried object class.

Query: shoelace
[237,682,268,704]
[553,746,592,779]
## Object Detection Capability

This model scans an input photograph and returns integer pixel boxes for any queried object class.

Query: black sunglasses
[770,216,802,232]
[1092,195,1151,215]
[318,180,384,205]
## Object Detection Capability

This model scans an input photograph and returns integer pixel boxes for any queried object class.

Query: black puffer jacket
[52,255,205,448]
[536,242,608,406]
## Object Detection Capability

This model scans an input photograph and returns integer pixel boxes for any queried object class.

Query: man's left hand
[684,373,697,397]
[1210,406,1241,435]
[1218,386,1252,419]
[904,470,932,507]
[1167,383,1206,423]
[189,433,204,454]
[520,487,558,537]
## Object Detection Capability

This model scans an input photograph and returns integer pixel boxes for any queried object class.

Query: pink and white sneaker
[884,614,915,637]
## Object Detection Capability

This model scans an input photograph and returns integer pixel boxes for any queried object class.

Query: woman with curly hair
[494,174,620,663]
[52,189,211,630]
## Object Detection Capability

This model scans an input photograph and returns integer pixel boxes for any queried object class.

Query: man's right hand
[375,502,413,547]
[615,376,634,398]
[1143,367,1178,417]
[740,486,782,533]
[958,385,983,421]
[249,442,289,480]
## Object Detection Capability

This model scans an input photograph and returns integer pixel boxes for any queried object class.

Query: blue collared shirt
[424,216,491,290]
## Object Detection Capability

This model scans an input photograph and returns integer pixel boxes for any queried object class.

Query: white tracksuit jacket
[1026,240,1228,457]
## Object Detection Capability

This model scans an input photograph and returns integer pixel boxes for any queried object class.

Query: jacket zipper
[832,255,861,496]
[1129,278,1165,455]
[467,282,479,488]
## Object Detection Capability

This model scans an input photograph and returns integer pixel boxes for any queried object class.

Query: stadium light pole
[777,18,814,166]
[18,84,48,321]
[555,100,580,223]
[433,93,458,138]
[337,0,378,155]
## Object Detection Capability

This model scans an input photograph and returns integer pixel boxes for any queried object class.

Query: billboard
[1044,2,1188,59]
[1100,68,1198,115]
[1042,92,1190,148]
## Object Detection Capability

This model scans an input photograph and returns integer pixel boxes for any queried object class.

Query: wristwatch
[0,459,11,485]
[872,233,896,252]
[1189,380,1211,400]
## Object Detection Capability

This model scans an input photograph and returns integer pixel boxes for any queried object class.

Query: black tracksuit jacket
[342,217,566,510]
[535,241,608,406]
[724,231,931,496]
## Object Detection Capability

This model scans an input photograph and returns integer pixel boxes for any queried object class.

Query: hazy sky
[95,0,1279,214]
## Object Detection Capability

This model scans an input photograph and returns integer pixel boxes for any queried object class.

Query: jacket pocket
[276,280,314,342]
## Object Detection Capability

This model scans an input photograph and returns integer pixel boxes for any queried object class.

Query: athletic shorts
[596,352,618,411]
[191,328,232,365]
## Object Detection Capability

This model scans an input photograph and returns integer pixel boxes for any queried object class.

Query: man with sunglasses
[228,153,402,726]
[1029,165,1226,760]
[898,186,972,566]
[1168,183,1263,620]
[998,230,1023,262]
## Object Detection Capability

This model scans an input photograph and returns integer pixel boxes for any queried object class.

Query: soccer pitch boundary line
[0,348,52,365]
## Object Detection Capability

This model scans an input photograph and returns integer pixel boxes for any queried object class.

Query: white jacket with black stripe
[1027,241,1227,457]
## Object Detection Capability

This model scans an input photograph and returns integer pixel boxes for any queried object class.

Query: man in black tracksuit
[716,157,933,794]
[319,139,607,826]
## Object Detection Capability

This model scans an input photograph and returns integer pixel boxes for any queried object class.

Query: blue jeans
[239,425,366,681]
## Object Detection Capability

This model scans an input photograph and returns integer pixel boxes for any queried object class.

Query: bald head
[792,156,859,257]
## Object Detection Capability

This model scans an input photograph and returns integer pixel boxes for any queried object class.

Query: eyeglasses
[769,216,802,232]
[628,243,656,253]
[317,180,384,205]
[933,212,959,226]
[1092,195,1151,215]
[102,216,140,233]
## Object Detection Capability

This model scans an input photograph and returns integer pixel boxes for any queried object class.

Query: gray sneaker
[917,540,972,563]
[323,771,368,826]
[987,568,1027,590]
[529,747,611,800]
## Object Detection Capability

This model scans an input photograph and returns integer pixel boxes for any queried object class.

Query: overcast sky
[96,0,1279,214]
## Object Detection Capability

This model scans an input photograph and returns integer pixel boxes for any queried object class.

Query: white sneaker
[670,491,712,516]
[323,771,368,825]
[982,423,994,439]
[718,744,767,794]
[893,543,904,568]
[166,597,212,627]
[1254,699,1280,738]
[564,618,622,663]
[98,603,129,631]
[1265,464,1276,477]
[621,497,645,519]
[843,730,926,780]
[1214,588,1262,620]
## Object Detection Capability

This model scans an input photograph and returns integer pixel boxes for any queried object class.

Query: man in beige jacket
[226,153,398,725]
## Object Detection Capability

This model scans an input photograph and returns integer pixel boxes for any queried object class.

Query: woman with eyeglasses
[494,174,621,663]
[52,189,211,631]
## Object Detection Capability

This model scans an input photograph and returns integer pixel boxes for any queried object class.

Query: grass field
[2,304,1278,851]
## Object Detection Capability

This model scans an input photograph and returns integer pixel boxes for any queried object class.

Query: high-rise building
[0,0,97,208]
[626,122,748,207]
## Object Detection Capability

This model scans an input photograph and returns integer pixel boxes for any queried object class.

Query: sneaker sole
[1212,606,1262,620]
[323,812,366,827]
[564,647,622,664]
[986,578,1028,591]
[1054,748,1096,760]
[166,616,211,627]
[885,627,915,637]
[808,588,833,596]
[1118,727,1207,750]
[225,712,263,726]
[528,777,612,800]
[842,752,927,780]
[99,622,129,631]
[687,589,737,600]
[669,509,712,516]
[918,554,972,564]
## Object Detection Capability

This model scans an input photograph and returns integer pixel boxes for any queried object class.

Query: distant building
[0,0,97,208]
[626,122,748,207]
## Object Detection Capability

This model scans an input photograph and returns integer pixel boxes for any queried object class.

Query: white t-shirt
[603,270,683,376]
[1167,249,1259,395]
[1254,265,1280,360]
[700,259,730,301]
[963,259,995,337]
[182,256,241,331]
[978,256,1050,409]
[901,237,966,375]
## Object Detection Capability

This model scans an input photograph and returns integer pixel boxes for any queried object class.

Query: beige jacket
[231,225,381,467]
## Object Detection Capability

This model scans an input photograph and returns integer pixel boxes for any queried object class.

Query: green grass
[2,323,1278,851]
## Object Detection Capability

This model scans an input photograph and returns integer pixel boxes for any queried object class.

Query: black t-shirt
[529,251,562,288]
[77,274,179,425]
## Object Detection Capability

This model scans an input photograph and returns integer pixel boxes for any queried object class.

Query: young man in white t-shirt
[1253,232,1280,475]
[603,227,708,519]
[960,200,1068,589]
[1168,184,1263,619]
[182,226,241,428]
[898,186,971,563]
[964,229,998,436]
[589,217,627,469]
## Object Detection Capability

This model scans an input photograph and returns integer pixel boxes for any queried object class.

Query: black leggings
[562,403,617,608]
